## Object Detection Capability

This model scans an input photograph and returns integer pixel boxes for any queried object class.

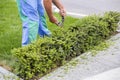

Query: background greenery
[0,0,21,69]
[0,0,78,70]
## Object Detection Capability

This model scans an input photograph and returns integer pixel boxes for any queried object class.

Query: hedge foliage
[12,11,120,80]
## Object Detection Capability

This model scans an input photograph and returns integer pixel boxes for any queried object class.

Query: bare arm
[43,0,57,23]
[52,0,66,17]
[43,0,66,25]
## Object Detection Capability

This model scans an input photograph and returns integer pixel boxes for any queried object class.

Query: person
[16,0,66,46]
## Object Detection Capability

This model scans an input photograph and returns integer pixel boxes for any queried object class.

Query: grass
[0,0,78,70]
[0,0,22,69]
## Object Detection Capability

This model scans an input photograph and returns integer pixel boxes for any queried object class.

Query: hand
[59,9,66,17]
[49,16,59,24]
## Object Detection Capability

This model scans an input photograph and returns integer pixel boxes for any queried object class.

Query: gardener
[16,0,66,46]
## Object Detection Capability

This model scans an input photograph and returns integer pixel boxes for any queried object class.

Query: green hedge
[12,11,120,80]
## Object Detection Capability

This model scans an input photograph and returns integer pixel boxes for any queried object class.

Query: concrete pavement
[0,67,21,80]
[83,67,120,80]
[61,0,120,16]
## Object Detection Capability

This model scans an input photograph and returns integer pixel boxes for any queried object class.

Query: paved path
[40,33,120,80]
[54,0,120,17]
[83,67,120,80]
[0,67,21,80]
[61,0,120,16]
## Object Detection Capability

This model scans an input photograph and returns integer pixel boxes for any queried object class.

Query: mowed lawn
[0,0,78,70]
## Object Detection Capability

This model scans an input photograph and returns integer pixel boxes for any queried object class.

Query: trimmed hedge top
[12,11,120,80]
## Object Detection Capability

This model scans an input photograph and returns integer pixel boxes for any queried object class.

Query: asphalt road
[61,0,120,16]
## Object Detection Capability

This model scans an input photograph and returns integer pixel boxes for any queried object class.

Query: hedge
[12,11,120,80]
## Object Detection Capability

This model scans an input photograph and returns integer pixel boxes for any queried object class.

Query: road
[60,0,120,16]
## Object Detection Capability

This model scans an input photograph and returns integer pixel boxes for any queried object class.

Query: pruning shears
[56,16,65,27]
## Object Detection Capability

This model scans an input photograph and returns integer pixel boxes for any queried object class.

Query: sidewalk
[40,33,120,80]
[0,67,20,80]
[83,67,120,80]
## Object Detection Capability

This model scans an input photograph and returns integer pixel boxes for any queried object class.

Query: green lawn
[0,0,22,69]
[0,0,78,70]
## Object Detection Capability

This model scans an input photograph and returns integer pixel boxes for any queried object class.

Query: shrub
[12,11,120,80]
